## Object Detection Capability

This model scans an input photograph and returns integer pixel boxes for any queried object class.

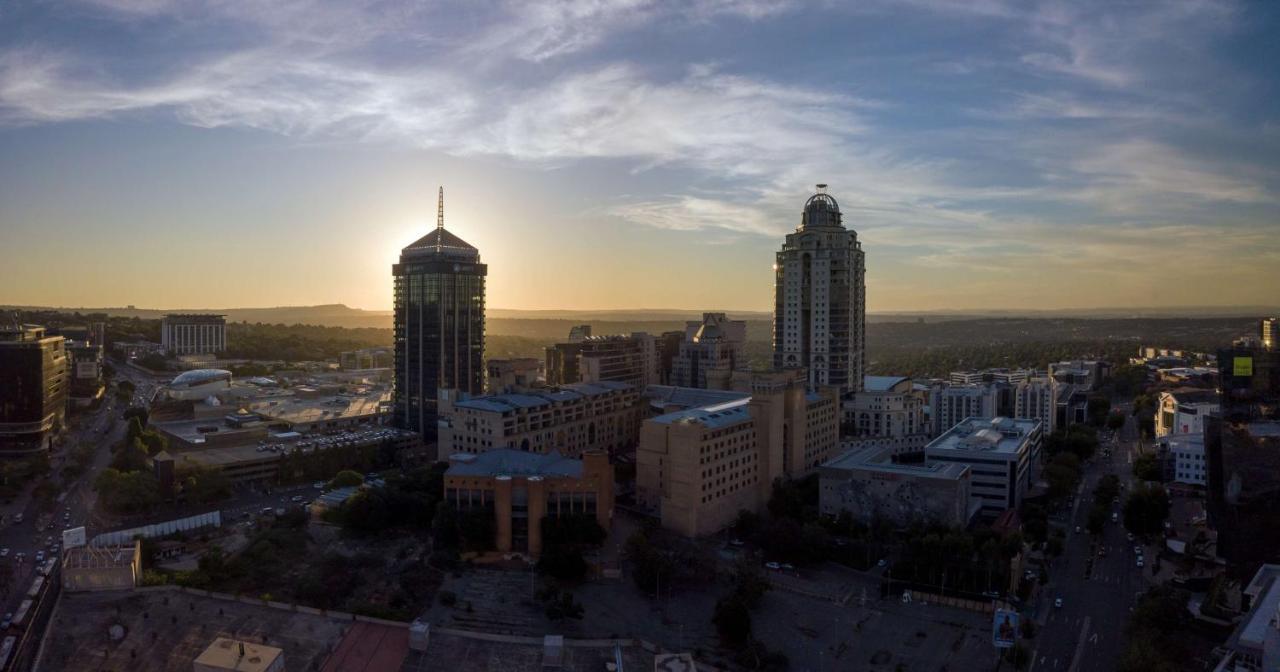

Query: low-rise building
[1156,388,1219,438]
[443,449,614,557]
[924,417,1042,519]
[437,382,642,460]
[1048,360,1111,391]
[636,369,839,537]
[927,383,1001,437]
[1214,564,1280,672]
[820,446,976,527]
[61,541,141,592]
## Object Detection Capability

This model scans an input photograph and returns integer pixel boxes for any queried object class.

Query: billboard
[1233,356,1254,377]
[992,609,1018,649]
[62,526,87,549]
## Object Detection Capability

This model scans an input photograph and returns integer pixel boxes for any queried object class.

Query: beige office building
[444,449,614,557]
[636,369,839,537]
[437,381,642,460]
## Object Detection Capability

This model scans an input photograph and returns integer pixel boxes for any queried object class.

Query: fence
[90,511,221,547]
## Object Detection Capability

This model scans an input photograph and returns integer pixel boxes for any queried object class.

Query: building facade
[160,314,227,355]
[1156,389,1219,438]
[486,357,541,393]
[392,188,486,443]
[1014,377,1056,435]
[841,375,927,453]
[927,383,1001,437]
[773,185,866,393]
[437,381,642,460]
[1160,433,1206,486]
[820,446,975,528]
[443,449,614,557]
[949,368,1036,385]
[0,324,69,454]
[670,313,745,389]
[924,416,1043,519]
[636,369,840,537]
[579,334,658,389]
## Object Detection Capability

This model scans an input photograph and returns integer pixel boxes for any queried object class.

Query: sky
[1,0,1278,313]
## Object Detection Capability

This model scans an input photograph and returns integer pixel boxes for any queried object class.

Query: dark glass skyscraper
[392,188,486,442]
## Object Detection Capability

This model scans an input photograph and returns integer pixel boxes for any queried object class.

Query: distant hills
[5,303,1275,334]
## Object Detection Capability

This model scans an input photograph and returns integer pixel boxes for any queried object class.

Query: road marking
[1067,616,1091,672]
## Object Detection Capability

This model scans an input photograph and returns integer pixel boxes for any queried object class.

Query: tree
[713,596,752,645]
[1087,396,1112,427]
[1044,453,1082,500]
[179,466,232,504]
[328,469,365,489]
[122,406,148,428]
[110,437,151,473]
[1133,454,1162,481]
[95,468,161,514]
[1106,412,1126,431]
[1124,484,1170,536]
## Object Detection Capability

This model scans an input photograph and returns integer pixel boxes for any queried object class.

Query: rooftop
[1234,564,1280,653]
[445,448,585,478]
[864,375,910,392]
[643,385,750,412]
[824,446,970,480]
[452,382,633,414]
[650,399,752,430]
[171,369,232,388]
[927,416,1040,456]
[194,638,284,672]
[401,227,479,260]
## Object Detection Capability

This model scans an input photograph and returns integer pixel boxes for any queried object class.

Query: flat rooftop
[926,416,1039,456]
[650,399,752,430]
[453,382,633,414]
[825,446,970,480]
[38,590,346,672]
[249,390,389,425]
[194,638,283,672]
[643,385,750,412]
[446,449,583,478]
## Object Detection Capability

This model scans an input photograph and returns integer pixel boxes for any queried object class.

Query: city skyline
[2,1,1279,314]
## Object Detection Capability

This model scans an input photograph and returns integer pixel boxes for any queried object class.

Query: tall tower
[773,184,866,393]
[392,187,487,442]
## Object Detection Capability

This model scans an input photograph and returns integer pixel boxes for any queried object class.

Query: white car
[1054,597,1063,608]
[765,561,781,570]
[0,548,8,558]
[1137,558,1145,568]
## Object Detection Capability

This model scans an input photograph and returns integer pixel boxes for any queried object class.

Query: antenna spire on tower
[437,186,444,231]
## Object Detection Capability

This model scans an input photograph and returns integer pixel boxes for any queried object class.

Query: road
[0,366,150,620]
[1029,405,1152,672]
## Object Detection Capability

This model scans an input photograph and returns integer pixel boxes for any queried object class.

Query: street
[1029,405,1149,672]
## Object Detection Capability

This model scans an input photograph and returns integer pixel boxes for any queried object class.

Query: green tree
[1044,453,1082,500]
[328,470,365,489]
[95,468,161,514]
[1087,396,1112,427]
[1106,412,1126,431]
[179,466,232,504]
[1124,484,1170,536]
[110,437,151,473]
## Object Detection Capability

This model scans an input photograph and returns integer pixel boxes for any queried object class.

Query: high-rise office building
[0,323,69,455]
[161,314,226,355]
[1262,317,1278,351]
[392,187,486,442]
[670,313,746,389]
[773,185,866,393]
[545,330,658,389]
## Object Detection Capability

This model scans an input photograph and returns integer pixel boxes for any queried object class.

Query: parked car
[765,561,781,570]
[1054,597,1063,608]
[0,548,8,558]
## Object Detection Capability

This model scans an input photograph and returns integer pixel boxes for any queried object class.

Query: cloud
[0,0,1276,306]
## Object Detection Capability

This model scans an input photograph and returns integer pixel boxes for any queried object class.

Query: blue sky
[1,0,1277,312]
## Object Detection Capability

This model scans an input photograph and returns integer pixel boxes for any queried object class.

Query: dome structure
[168,368,232,400]
[800,183,843,230]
